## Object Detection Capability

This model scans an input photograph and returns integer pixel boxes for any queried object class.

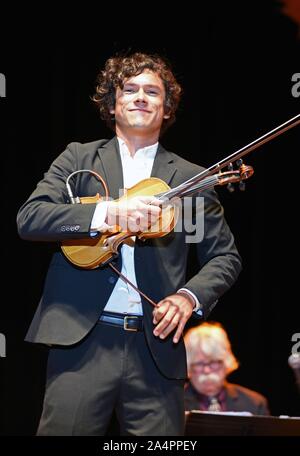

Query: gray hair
[184,322,239,375]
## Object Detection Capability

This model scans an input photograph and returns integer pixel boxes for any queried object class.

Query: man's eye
[147,90,158,95]
[124,88,135,93]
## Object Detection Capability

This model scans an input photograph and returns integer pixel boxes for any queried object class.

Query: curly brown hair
[92,52,182,134]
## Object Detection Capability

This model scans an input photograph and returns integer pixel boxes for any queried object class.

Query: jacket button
[108,276,116,284]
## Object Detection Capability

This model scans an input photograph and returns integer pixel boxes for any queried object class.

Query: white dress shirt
[91,137,202,316]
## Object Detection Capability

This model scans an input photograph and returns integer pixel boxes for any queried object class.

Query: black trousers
[37,322,185,436]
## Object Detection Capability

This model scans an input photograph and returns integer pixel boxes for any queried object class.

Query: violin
[61,164,253,269]
[61,114,300,271]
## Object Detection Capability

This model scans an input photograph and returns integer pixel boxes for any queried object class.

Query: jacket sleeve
[183,188,242,319]
[16,143,97,242]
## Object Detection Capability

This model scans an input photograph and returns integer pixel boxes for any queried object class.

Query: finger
[138,199,162,214]
[153,307,178,336]
[153,304,169,324]
[153,300,170,324]
[140,205,161,217]
[173,317,188,344]
[150,212,160,222]
[139,196,160,205]
[139,212,155,230]
[150,197,162,207]
[156,312,180,339]
[127,216,139,232]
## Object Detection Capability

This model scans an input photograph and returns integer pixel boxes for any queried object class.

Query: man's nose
[135,88,147,102]
[203,364,212,373]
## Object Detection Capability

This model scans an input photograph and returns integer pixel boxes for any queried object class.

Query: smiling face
[110,70,170,139]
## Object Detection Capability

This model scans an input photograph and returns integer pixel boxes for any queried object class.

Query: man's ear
[109,108,115,115]
[163,112,171,119]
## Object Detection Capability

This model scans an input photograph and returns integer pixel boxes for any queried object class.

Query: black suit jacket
[17,137,242,379]
[184,382,270,415]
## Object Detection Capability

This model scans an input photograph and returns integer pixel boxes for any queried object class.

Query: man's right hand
[105,196,161,233]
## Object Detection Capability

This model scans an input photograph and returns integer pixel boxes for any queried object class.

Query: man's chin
[197,382,220,396]
[127,122,149,130]
[202,388,217,396]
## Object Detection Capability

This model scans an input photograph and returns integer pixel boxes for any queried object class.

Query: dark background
[0,0,299,436]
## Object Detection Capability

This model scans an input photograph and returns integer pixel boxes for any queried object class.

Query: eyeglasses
[191,360,224,371]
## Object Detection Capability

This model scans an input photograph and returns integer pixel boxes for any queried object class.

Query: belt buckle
[124,315,138,332]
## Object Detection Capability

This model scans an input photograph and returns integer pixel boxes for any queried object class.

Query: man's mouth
[129,109,151,113]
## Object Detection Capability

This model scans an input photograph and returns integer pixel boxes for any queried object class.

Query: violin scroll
[218,162,254,188]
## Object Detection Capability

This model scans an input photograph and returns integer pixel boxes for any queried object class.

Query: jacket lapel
[97,137,124,199]
[151,144,177,186]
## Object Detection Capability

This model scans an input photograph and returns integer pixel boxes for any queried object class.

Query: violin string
[156,175,219,201]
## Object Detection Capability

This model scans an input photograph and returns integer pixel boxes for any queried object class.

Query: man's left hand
[152,293,194,344]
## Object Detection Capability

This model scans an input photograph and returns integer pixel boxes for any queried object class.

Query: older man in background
[184,322,270,415]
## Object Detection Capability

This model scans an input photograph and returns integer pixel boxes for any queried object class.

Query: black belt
[99,311,144,332]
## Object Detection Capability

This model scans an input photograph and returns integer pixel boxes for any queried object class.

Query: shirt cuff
[90,201,112,234]
[177,288,203,316]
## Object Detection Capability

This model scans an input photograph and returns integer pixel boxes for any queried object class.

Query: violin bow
[162,113,300,201]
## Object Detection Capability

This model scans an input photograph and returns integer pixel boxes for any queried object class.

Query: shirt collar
[117,137,158,160]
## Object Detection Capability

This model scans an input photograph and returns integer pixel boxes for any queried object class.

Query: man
[184,322,270,414]
[17,52,242,436]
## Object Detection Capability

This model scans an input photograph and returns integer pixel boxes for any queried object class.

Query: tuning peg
[227,183,235,193]
[227,163,235,192]
[226,163,235,193]
[236,158,243,167]
[239,181,246,191]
